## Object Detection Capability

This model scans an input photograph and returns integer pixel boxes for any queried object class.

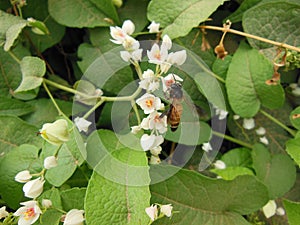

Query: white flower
[110,26,127,44]
[40,119,69,145]
[138,69,160,92]
[259,136,269,145]
[0,206,9,219]
[145,205,158,221]
[63,209,85,225]
[162,74,183,92]
[150,146,162,156]
[161,35,172,50]
[140,111,167,134]
[147,43,168,65]
[15,170,32,183]
[23,177,45,199]
[160,204,173,217]
[120,49,143,62]
[44,156,58,169]
[74,117,92,133]
[262,200,277,218]
[131,125,141,134]
[233,115,240,120]
[202,142,212,152]
[136,93,164,114]
[147,21,160,33]
[14,200,42,225]
[242,118,255,130]
[140,134,164,151]
[161,50,187,73]
[256,127,266,136]
[214,160,226,170]
[122,36,140,51]
[215,107,228,120]
[149,155,161,164]
[275,207,285,216]
[122,20,135,35]
[42,199,52,208]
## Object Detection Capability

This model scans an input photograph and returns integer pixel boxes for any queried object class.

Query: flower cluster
[145,203,173,222]
[109,20,187,163]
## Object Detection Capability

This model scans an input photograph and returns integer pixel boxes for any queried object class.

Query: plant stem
[199,25,300,52]
[259,109,296,137]
[82,98,105,119]
[212,130,253,149]
[7,50,21,64]
[131,100,141,124]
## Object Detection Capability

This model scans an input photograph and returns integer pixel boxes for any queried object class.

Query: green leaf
[243,0,300,49]
[0,115,42,154]
[252,143,296,199]
[211,167,254,180]
[89,0,120,24]
[43,125,85,186]
[147,0,226,39]
[15,56,46,92]
[225,0,262,23]
[22,0,65,52]
[226,42,284,117]
[85,129,150,225]
[4,22,27,51]
[0,144,41,209]
[150,166,268,225]
[212,55,232,80]
[221,147,252,167]
[283,199,300,225]
[89,27,115,51]
[286,137,300,167]
[290,106,300,130]
[0,96,34,116]
[48,0,112,28]
[61,188,86,211]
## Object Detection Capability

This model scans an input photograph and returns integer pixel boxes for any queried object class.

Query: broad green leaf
[0,115,42,154]
[221,147,252,167]
[212,55,232,80]
[22,0,65,52]
[61,188,86,211]
[283,199,300,225]
[43,124,85,186]
[23,98,73,127]
[89,27,115,51]
[4,22,27,51]
[0,144,42,209]
[243,0,300,49]
[211,167,254,180]
[89,0,120,24]
[150,166,268,225]
[252,143,296,199]
[290,106,300,130]
[225,0,262,23]
[226,42,284,117]
[15,56,46,92]
[147,0,227,39]
[85,130,150,225]
[286,137,300,167]
[0,96,34,116]
[48,0,112,28]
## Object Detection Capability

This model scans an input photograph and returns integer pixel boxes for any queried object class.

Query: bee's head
[169,83,183,99]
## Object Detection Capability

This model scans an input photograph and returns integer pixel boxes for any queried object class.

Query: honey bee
[162,82,183,131]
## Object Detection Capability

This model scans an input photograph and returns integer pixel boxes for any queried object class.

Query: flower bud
[44,156,58,169]
[42,199,52,208]
[23,177,45,198]
[160,204,173,217]
[0,206,9,219]
[242,118,255,130]
[63,209,85,225]
[145,205,158,221]
[15,170,32,183]
[40,119,69,145]
[214,44,228,60]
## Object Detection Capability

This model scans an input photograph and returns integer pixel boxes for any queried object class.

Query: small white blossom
[120,49,143,62]
[40,119,69,145]
[140,111,167,134]
[215,108,228,120]
[147,43,168,65]
[136,93,164,114]
[147,21,160,33]
[242,118,255,130]
[109,20,135,45]
[140,134,164,151]
[256,127,266,136]
[63,209,85,225]
[149,155,161,164]
[23,177,45,199]
[131,125,141,134]
[262,200,277,219]
[121,20,135,35]
[233,115,240,120]
[214,160,226,170]
[259,136,269,145]
[161,50,187,73]
[145,205,158,221]
[15,170,32,183]
[0,206,9,219]
[202,142,212,152]
[14,201,42,225]
[150,146,162,156]
[276,207,285,216]
[44,156,58,169]
[42,199,52,208]
[74,117,92,133]
[161,35,172,50]
[160,204,173,217]
[122,35,140,51]
[138,69,160,92]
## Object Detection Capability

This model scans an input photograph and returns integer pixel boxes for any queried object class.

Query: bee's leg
[167,142,176,164]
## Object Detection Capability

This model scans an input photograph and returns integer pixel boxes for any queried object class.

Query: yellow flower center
[145,99,153,108]
[24,208,35,220]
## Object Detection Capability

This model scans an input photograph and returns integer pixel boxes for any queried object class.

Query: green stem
[131,100,141,124]
[212,130,253,149]
[82,98,105,119]
[42,81,69,120]
[7,50,21,64]
[259,109,296,137]
[17,4,23,18]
